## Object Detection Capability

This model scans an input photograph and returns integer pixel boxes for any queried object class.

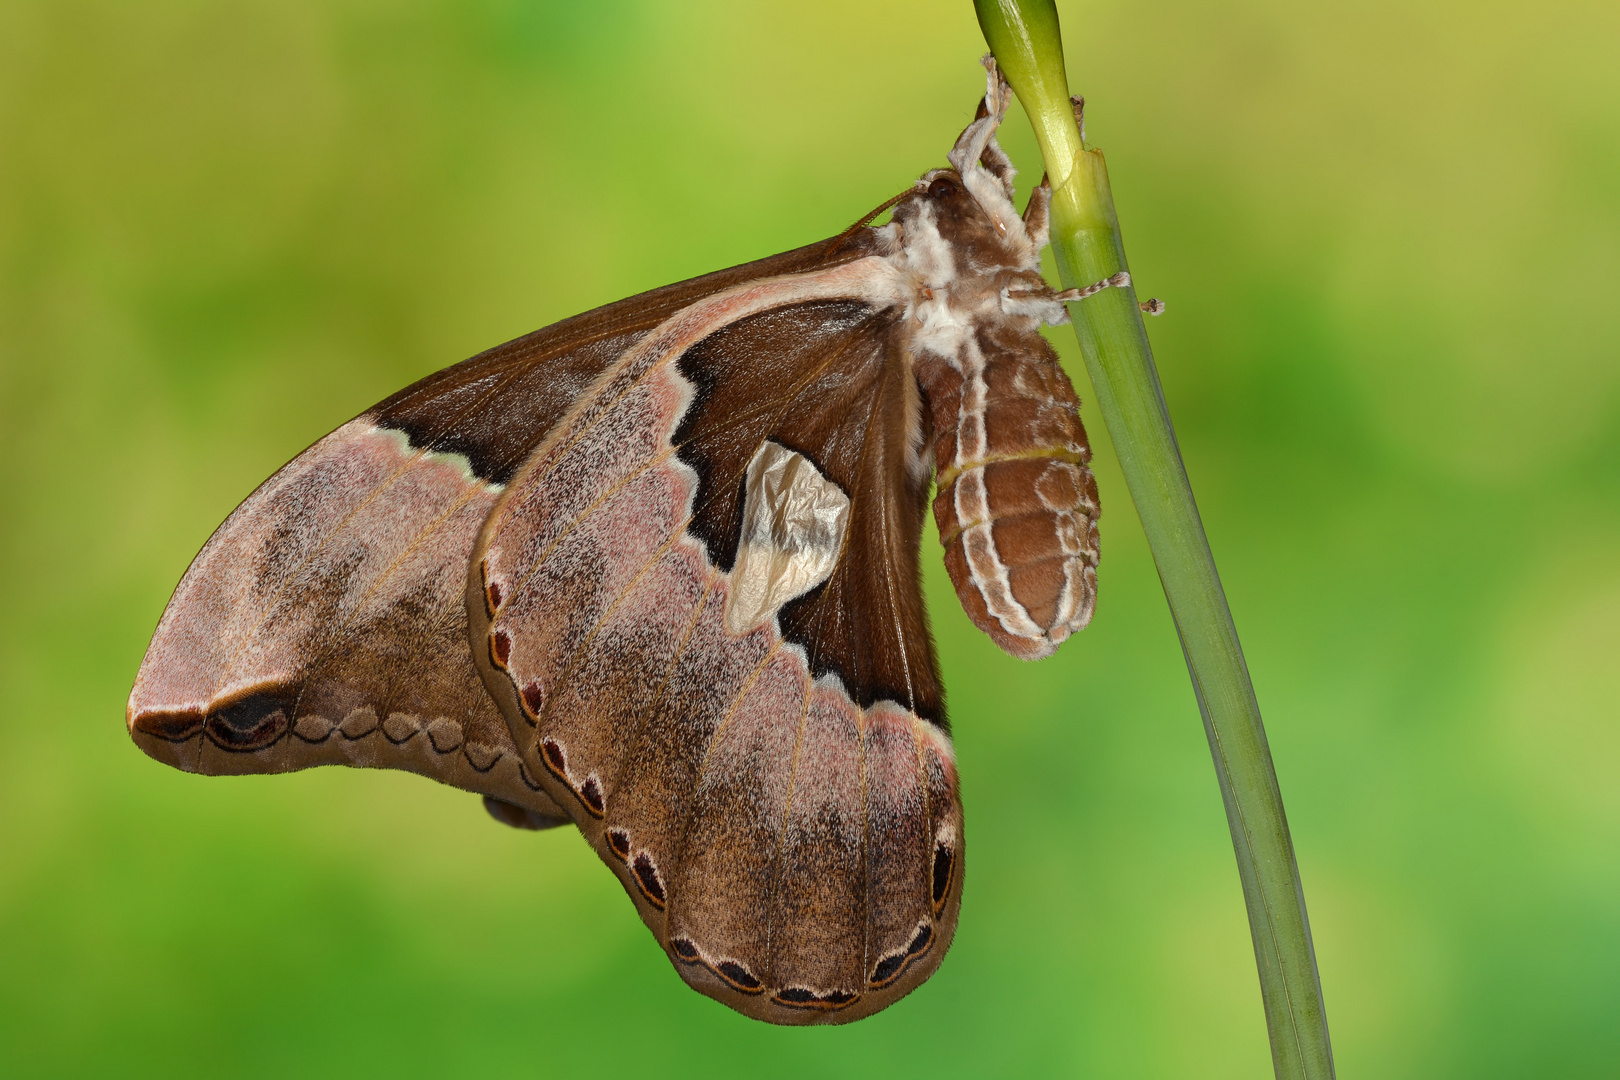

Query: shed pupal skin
[876,68,1102,661]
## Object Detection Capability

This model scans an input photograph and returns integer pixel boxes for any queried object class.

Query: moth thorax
[917,327,1100,660]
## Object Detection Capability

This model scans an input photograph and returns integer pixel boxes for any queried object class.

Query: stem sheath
[972,3,1334,1077]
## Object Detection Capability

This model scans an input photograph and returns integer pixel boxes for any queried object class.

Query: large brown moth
[128,64,1118,1024]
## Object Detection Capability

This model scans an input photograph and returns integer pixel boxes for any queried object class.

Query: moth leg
[971,78,1018,199]
[1000,283,1069,324]
[1052,270,1132,303]
[1017,178,1164,315]
[979,136,1017,199]
[950,57,1013,183]
[1023,176,1052,252]
[978,57,1019,193]
[1054,271,1165,313]
[482,795,572,831]
[946,59,1026,236]
[1002,271,1139,326]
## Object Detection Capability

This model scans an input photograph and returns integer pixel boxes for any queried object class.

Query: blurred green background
[2,0,1616,1076]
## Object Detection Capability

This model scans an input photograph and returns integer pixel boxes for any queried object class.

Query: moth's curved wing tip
[661,908,961,1026]
[125,696,212,774]
[126,708,199,769]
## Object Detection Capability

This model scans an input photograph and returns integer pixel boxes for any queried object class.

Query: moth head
[887,61,1048,283]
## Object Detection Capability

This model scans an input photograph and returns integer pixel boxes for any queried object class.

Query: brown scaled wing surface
[127,227,964,1024]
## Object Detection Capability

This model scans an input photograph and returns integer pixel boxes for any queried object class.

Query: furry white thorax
[880,198,1069,369]
[879,72,1070,372]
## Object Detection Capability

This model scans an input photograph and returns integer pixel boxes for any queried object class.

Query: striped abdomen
[917,327,1100,660]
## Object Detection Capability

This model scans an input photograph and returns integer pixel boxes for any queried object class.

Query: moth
[128,64,1120,1024]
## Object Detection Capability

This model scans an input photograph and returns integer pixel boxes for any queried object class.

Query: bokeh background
[2,1,1616,1076]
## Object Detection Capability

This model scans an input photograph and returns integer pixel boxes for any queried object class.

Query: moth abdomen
[919,333,1100,661]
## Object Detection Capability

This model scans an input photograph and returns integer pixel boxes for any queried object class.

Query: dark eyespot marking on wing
[132,707,204,743]
[772,987,860,1011]
[932,842,955,910]
[714,961,763,994]
[540,737,568,777]
[537,737,605,817]
[869,922,935,988]
[668,939,769,998]
[485,580,503,614]
[520,681,544,717]
[490,629,512,668]
[632,853,667,908]
[606,828,632,861]
[772,987,816,1006]
[204,689,295,752]
[578,775,606,817]
[869,951,907,987]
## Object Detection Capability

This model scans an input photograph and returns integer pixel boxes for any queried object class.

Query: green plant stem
[973,3,1335,1078]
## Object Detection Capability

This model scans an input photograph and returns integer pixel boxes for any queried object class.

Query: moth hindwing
[127,62,1097,1025]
